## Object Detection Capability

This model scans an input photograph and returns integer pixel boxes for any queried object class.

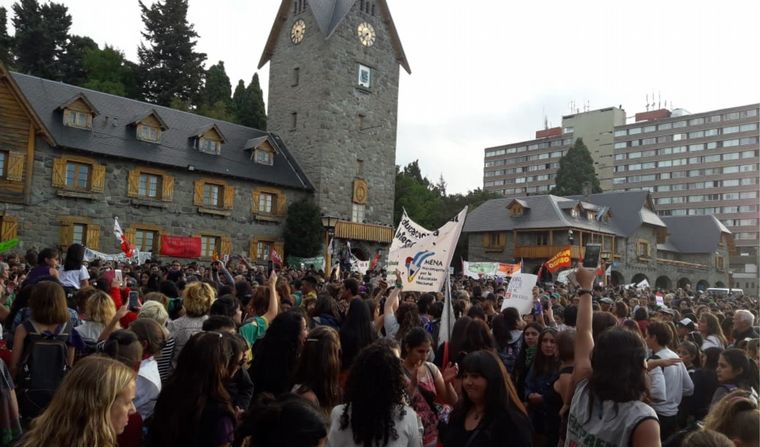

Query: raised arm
[262,270,280,323]
[572,266,596,385]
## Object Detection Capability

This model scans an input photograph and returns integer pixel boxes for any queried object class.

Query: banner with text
[286,256,326,271]
[387,208,467,292]
[545,247,572,273]
[462,260,522,279]
[500,272,538,315]
[159,235,202,258]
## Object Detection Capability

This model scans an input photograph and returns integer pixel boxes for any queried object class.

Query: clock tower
[259,0,410,238]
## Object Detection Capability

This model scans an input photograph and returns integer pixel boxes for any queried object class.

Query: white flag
[438,275,455,347]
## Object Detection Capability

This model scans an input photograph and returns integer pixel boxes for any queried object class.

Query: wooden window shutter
[91,164,106,192]
[59,221,73,246]
[223,185,235,210]
[482,233,490,248]
[162,175,175,202]
[124,227,136,244]
[86,225,101,250]
[6,152,25,182]
[0,216,18,241]
[249,240,257,260]
[127,169,140,197]
[193,180,204,206]
[52,158,67,188]
[277,191,287,216]
[220,236,232,256]
[251,190,260,213]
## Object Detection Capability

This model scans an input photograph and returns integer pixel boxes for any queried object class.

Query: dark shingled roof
[11,72,313,191]
[463,191,667,238]
[660,215,731,254]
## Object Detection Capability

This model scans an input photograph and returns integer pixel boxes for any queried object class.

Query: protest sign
[636,278,650,289]
[462,260,521,279]
[655,292,664,306]
[500,272,538,315]
[160,235,202,258]
[387,208,467,292]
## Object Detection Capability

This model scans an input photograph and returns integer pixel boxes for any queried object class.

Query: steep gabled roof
[11,72,313,191]
[193,123,227,143]
[130,109,169,130]
[0,63,54,145]
[56,92,100,116]
[258,0,411,73]
[567,190,666,236]
[661,215,732,254]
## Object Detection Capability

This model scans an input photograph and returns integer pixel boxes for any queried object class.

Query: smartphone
[128,290,140,310]
[534,300,543,315]
[582,244,601,269]
[114,269,123,286]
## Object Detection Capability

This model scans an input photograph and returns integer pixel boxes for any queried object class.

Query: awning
[334,220,393,244]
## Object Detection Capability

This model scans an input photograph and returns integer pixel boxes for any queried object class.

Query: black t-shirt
[439,408,532,447]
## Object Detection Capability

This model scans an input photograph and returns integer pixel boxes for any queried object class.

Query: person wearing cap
[657,307,675,323]
[599,297,614,313]
[677,318,696,341]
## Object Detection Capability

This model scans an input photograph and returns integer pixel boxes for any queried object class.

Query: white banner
[84,248,152,265]
[462,260,521,279]
[350,258,370,275]
[636,278,650,289]
[500,272,538,315]
[387,208,467,292]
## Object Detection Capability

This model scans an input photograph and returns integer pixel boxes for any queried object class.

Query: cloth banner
[462,260,521,279]
[655,292,664,306]
[0,239,19,253]
[350,258,370,275]
[387,208,467,292]
[84,247,152,265]
[159,235,201,258]
[545,247,572,273]
[500,272,538,315]
[637,278,650,289]
[286,256,326,271]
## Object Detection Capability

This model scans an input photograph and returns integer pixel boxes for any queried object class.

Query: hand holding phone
[582,244,601,270]
[127,290,140,310]
[114,269,123,287]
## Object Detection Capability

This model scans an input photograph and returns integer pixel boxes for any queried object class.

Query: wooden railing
[514,245,585,259]
[656,258,709,270]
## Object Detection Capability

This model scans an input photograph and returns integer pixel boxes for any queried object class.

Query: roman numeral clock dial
[291,19,306,44]
[357,22,376,47]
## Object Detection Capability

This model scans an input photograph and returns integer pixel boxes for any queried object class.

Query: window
[723,166,739,174]
[689,117,705,126]
[536,232,549,245]
[689,131,704,139]
[254,149,274,165]
[52,156,105,193]
[63,109,92,129]
[203,184,221,207]
[740,123,758,132]
[127,168,173,202]
[198,137,221,155]
[65,162,91,190]
[139,173,161,199]
[0,214,18,242]
[715,255,725,272]
[614,129,627,137]
[637,240,650,258]
[194,179,233,211]
[357,64,372,89]
[134,229,158,253]
[201,236,220,258]
[258,192,274,214]
[0,151,5,178]
[658,123,673,131]
[256,241,271,261]
[352,203,365,223]
[137,125,160,143]
[629,127,641,135]
[723,126,740,134]
[72,224,86,245]
[484,232,507,250]
[59,217,100,249]
[292,67,300,86]
[571,208,579,217]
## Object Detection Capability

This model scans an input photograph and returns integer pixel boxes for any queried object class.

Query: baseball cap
[678,318,694,327]
[600,297,615,305]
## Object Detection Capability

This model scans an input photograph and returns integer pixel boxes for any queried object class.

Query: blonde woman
[139,301,175,383]
[16,355,136,447]
[167,282,215,369]
[75,291,117,343]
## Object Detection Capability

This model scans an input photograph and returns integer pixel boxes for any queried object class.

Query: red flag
[159,235,201,258]
[113,217,133,257]
[545,247,572,273]
[270,247,283,266]
[370,251,381,270]
[537,263,545,280]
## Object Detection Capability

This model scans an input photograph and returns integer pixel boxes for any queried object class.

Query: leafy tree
[550,138,602,196]
[198,61,234,120]
[59,35,97,86]
[233,73,267,129]
[0,7,11,65]
[82,45,138,97]
[393,161,443,229]
[137,0,206,107]
[12,0,71,80]
[283,198,324,258]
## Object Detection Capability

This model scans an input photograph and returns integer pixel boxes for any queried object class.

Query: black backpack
[18,320,70,419]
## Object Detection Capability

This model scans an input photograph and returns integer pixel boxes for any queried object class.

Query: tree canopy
[11,0,71,80]
[283,198,324,258]
[550,138,602,196]
[0,7,11,65]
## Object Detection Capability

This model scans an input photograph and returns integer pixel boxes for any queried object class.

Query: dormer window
[194,124,226,156]
[587,212,596,221]
[131,110,168,143]
[198,138,221,155]
[255,149,274,165]
[245,135,278,166]
[58,93,99,130]
[138,124,160,142]
[571,208,579,218]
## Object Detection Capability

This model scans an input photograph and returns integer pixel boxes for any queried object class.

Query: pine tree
[0,7,12,65]
[12,0,71,80]
[59,35,98,86]
[550,138,602,196]
[231,79,246,123]
[198,61,233,120]
[137,0,206,107]
[233,73,267,129]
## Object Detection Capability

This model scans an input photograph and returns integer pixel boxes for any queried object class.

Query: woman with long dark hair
[515,322,543,399]
[235,393,327,447]
[340,299,376,372]
[710,348,759,407]
[292,325,342,414]
[565,267,660,446]
[327,343,422,446]
[59,243,89,291]
[249,311,308,399]
[524,327,559,446]
[699,313,727,350]
[438,350,532,446]
[148,331,236,447]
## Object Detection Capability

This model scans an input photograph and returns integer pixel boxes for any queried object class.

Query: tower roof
[258,0,411,73]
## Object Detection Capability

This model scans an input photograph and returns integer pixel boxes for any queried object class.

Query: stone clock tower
[258,0,410,230]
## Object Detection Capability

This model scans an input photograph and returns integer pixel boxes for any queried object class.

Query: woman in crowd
[211,295,243,327]
[235,393,327,447]
[291,325,342,414]
[565,267,661,447]
[711,348,758,407]
[102,329,143,371]
[167,281,216,369]
[58,243,89,294]
[138,300,175,383]
[700,313,727,350]
[327,343,421,447]
[340,299,376,373]
[515,322,543,399]
[311,295,341,330]
[75,290,117,344]
[239,272,279,351]
[435,315,472,369]
[129,318,166,421]
[249,310,307,398]
[703,389,760,446]
[149,331,236,447]
[525,327,560,447]
[545,328,575,447]
[492,308,524,375]
[224,334,253,413]
[401,327,458,447]
[15,356,136,447]
[438,350,532,446]
[0,356,20,446]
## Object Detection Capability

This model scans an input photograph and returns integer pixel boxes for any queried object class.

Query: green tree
[198,61,234,120]
[231,79,246,121]
[137,0,206,107]
[82,45,138,97]
[59,35,97,85]
[0,7,12,65]
[283,198,324,258]
[12,0,71,80]
[394,161,443,229]
[551,138,602,196]
[233,73,267,129]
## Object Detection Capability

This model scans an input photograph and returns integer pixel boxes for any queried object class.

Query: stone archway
[696,279,710,291]
[631,273,649,285]
[610,270,624,287]
[715,281,726,288]
[677,277,691,289]
[655,276,672,291]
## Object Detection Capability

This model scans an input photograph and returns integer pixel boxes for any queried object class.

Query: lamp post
[321,215,339,277]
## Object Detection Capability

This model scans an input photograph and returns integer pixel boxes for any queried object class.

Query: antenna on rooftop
[658,92,662,109]
[645,94,650,111]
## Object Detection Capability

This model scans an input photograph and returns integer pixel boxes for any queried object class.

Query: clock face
[357,22,376,47]
[290,19,306,44]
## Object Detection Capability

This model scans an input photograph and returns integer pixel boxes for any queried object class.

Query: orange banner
[545,247,572,273]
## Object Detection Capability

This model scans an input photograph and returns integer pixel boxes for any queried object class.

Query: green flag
[0,238,19,252]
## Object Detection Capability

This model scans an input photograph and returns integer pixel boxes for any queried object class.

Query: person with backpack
[8,281,82,420]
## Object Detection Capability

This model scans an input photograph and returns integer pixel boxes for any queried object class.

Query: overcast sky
[2,0,759,194]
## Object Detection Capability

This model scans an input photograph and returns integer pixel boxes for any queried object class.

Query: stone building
[0,64,312,262]
[463,191,731,291]
[258,0,410,260]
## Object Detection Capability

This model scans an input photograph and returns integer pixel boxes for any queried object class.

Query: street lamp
[568,229,574,245]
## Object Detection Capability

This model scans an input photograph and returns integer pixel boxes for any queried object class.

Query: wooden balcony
[514,245,585,259]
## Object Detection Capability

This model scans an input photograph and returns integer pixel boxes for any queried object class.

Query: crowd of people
[0,242,757,447]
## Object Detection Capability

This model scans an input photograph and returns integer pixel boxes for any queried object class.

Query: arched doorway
[610,270,624,287]
[677,277,691,289]
[715,281,726,288]
[655,276,672,291]
[631,273,649,286]
[696,280,710,291]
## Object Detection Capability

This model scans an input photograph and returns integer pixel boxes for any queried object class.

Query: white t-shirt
[58,266,90,289]
[327,404,422,447]
[135,357,162,420]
